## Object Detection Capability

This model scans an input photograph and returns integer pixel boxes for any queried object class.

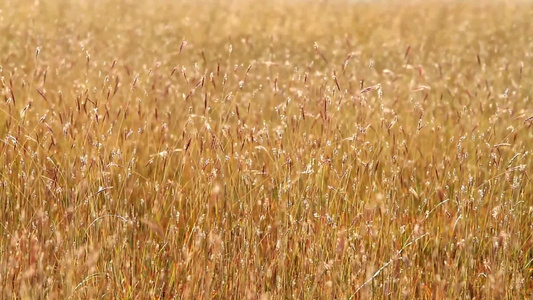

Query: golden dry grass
[1,0,533,298]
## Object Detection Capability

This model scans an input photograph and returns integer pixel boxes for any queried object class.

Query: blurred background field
[0,0,532,298]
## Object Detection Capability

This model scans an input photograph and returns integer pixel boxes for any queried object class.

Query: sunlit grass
[0,0,532,298]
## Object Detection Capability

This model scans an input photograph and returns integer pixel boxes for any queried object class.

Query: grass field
[1,0,533,298]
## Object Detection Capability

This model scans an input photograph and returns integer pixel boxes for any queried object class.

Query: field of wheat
[1,0,532,298]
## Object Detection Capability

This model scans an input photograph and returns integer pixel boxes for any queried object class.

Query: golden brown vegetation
[1,0,533,298]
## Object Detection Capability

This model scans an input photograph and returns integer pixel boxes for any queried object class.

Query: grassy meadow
[1,0,533,298]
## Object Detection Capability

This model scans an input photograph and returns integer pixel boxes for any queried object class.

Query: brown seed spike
[404,45,411,60]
